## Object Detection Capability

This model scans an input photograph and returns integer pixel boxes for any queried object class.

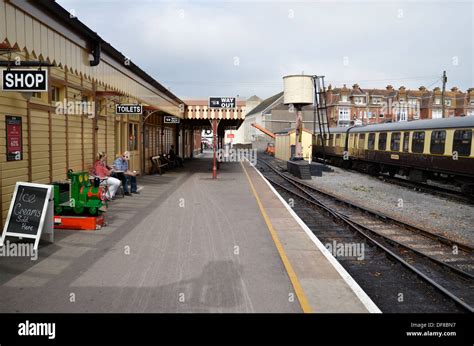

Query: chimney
[352,83,359,89]
[386,85,393,90]
[451,86,459,92]
[419,86,426,91]
[398,86,406,91]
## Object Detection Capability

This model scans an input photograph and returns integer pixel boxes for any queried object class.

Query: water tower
[283,75,314,160]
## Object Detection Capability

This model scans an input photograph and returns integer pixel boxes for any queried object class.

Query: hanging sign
[209,97,236,109]
[2,69,48,92]
[115,104,143,115]
[164,116,180,124]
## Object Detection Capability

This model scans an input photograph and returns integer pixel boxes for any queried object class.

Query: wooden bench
[150,155,168,175]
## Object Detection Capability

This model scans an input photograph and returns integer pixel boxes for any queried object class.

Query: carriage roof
[323,116,474,134]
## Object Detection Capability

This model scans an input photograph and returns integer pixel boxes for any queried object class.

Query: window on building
[81,95,91,115]
[445,99,452,106]
[354,97,366,105]
[403,132,410,152]
[372,97,381,104]
[341,95,348,102]
[368,133,375,149]
[432,109,442,119]
[430,130,446,154]
[399,97,405,103]
[379,114,384,118]
[397,109,407,122]
[32,92,42,99]
[128,123,138,151]
[378,133,387,150]
[390,132,401,151]
[470,100,474,105]
[434,98,441,105]
[412,131,425,153]
[335,134,341,146]
[453,130,472,157]
[467,110,474,116]
[338,107,350,120]
[51,86,61,103]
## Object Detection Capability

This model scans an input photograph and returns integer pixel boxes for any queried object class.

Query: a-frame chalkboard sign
[1,182,54,251]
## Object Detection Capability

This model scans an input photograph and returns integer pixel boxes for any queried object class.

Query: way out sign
[209,97,236,109]
[1,182,54,251]
[164,116,180,124]
[2,69,48,92]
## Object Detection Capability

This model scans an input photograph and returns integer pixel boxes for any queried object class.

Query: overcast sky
[57,0,473,100]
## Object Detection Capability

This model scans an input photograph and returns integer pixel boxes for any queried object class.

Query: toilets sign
[209,97,236,109]
[2,69,48,92]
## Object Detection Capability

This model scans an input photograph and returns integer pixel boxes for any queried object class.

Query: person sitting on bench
[93,152,121,201]
[169,145,183,167]
[113,151,139,195]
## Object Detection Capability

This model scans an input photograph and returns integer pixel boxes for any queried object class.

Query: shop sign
[2,69,48,92]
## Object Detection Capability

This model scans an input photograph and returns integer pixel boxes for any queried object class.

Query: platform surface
[0,153,378,313]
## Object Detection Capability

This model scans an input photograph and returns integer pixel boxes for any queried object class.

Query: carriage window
[390,132,401,151]
[453,130,472,157]
[335,134,341,147]
[358,133,366,149]
[412,131,425,153]
[378,133,387,150]
[430,130,446,154]
[403,132,410,152]
[367,133,375,149]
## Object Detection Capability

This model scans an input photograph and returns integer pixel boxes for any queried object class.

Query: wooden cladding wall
[0,0,182,116]
[0,58,178,228]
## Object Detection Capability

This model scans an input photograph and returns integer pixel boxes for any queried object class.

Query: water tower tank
[283,75,314,105]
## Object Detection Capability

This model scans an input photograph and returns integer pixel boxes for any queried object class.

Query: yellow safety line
[240,161,313,313]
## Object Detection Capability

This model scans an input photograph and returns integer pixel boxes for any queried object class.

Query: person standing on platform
[113,151,139,195]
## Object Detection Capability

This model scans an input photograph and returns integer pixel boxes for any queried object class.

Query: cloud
[58,0,472,99]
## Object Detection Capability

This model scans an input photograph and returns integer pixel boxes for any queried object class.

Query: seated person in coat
[113,151,139,195]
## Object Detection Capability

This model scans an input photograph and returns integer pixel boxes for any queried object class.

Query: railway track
[376,174,474,205]
[314,157,474,204]
[256,156,474,313]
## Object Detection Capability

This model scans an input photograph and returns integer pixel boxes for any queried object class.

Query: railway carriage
[313,117,474,195]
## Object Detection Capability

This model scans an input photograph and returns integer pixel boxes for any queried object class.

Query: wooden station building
[0,0,186,226]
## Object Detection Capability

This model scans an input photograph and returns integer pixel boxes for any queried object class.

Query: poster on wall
[6,116,23,161]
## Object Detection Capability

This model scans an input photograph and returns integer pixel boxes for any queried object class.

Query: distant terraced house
[325,84,474,127]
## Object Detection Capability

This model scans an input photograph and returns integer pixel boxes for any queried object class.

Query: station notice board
[6,116,22,161]
[0,182,54,250]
